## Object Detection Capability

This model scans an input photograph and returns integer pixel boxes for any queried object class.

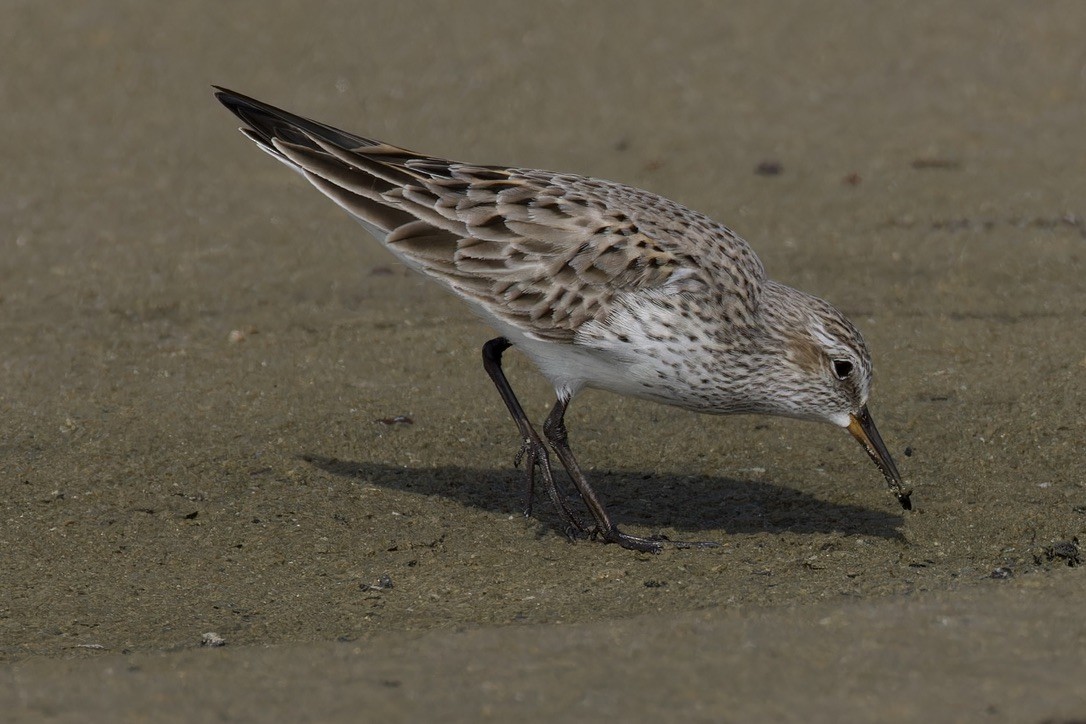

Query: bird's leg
[542,396,720,553]
[481,337,585,535]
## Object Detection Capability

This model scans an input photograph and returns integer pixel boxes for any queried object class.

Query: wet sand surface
[3,1,1085,720]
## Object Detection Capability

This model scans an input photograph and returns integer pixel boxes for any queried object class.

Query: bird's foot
[591,527,720,553]
[654,533,721,550]
[512,437,536,516]
[513,435,587,534]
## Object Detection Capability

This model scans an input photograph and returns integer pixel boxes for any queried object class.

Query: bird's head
[758,281,911,509]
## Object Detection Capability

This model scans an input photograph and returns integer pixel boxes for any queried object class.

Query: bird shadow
[301,454,906,541]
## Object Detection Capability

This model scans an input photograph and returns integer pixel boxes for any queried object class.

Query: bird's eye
[832,359,854,379]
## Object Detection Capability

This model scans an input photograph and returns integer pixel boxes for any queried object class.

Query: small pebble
[376,416,413,426]
[362,574,395,591]
[755,160,783,176]
[1043,539,1081,567]
[201,632,226,647]
[911,158,961,170]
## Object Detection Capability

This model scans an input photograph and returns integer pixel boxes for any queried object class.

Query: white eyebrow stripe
[810,321,839,352]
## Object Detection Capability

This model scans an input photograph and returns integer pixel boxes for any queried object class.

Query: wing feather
[215,87,766,343]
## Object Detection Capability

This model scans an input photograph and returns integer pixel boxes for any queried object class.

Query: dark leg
[542,396,720,553]
[482,337,585,534]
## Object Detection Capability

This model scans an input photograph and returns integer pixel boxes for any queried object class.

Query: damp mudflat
[1,2,1084,721]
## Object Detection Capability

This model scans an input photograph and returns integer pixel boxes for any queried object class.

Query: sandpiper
[215,87,911,553]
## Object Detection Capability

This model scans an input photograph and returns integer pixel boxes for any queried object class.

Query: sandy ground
[2,1,1085,721]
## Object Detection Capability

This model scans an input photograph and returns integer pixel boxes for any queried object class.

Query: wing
[215,87,765,343]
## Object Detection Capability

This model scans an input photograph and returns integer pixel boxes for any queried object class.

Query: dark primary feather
[214,86,381,154]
